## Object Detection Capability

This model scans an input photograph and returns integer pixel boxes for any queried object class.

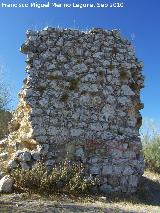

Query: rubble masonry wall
[6,27,144,193]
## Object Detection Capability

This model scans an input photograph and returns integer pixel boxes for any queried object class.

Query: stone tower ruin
[1,27,144,193]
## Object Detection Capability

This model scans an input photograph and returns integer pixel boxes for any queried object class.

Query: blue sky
[0,0,160,130]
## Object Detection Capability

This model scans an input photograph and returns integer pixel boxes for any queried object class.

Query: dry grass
[0,170,160,212]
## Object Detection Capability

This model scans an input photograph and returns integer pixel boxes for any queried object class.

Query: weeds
[11,161,98,196]
[143,136,160,172]
[141,119,160,173]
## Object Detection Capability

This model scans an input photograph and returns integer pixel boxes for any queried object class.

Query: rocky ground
[0,171,160,213]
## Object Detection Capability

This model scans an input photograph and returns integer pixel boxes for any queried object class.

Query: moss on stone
[120,70,128,80]
[112,47,118,55]
[98,70,104,77]
[69,79,79,90]
[107,64,115,70]
[47,75,60,80]
[60,93,69,102]
[130,82,139,91]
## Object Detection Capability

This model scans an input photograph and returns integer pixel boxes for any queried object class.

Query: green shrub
[143,136,160,173]
[11,161,98,195]
[0,109,12,140]
[11,162,48,193]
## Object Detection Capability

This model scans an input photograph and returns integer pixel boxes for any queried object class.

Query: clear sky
[0,0,160,130]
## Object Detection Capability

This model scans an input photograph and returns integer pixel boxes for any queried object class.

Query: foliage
[141,118,160,173]
[11,161,98,195]
[0,66,11,110]
[0,66,12,139]
[0,110,12,140]
[0,84,10,110]
[143,136,160,173]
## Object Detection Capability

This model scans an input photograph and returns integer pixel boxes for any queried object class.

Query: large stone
[90,165,100,175]
[7,160,18,170]
[120,176,128,193]
[121,85,135,96]
[31,151,40,161]
[128,175,138,188]
[99,184,113,193]
[20,162,30,170]
[75,148,84,158]
[123,166,134,175]
[19,151,31,162]
[93,52,104,58]
[0,171,5,180]
[0,175,14,193]
[102,165,113,176]
[70,129,83,137]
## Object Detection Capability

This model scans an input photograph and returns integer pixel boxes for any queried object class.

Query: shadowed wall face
[7,27,144,193]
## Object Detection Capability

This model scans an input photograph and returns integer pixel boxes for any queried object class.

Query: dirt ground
[0,171,160,213]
